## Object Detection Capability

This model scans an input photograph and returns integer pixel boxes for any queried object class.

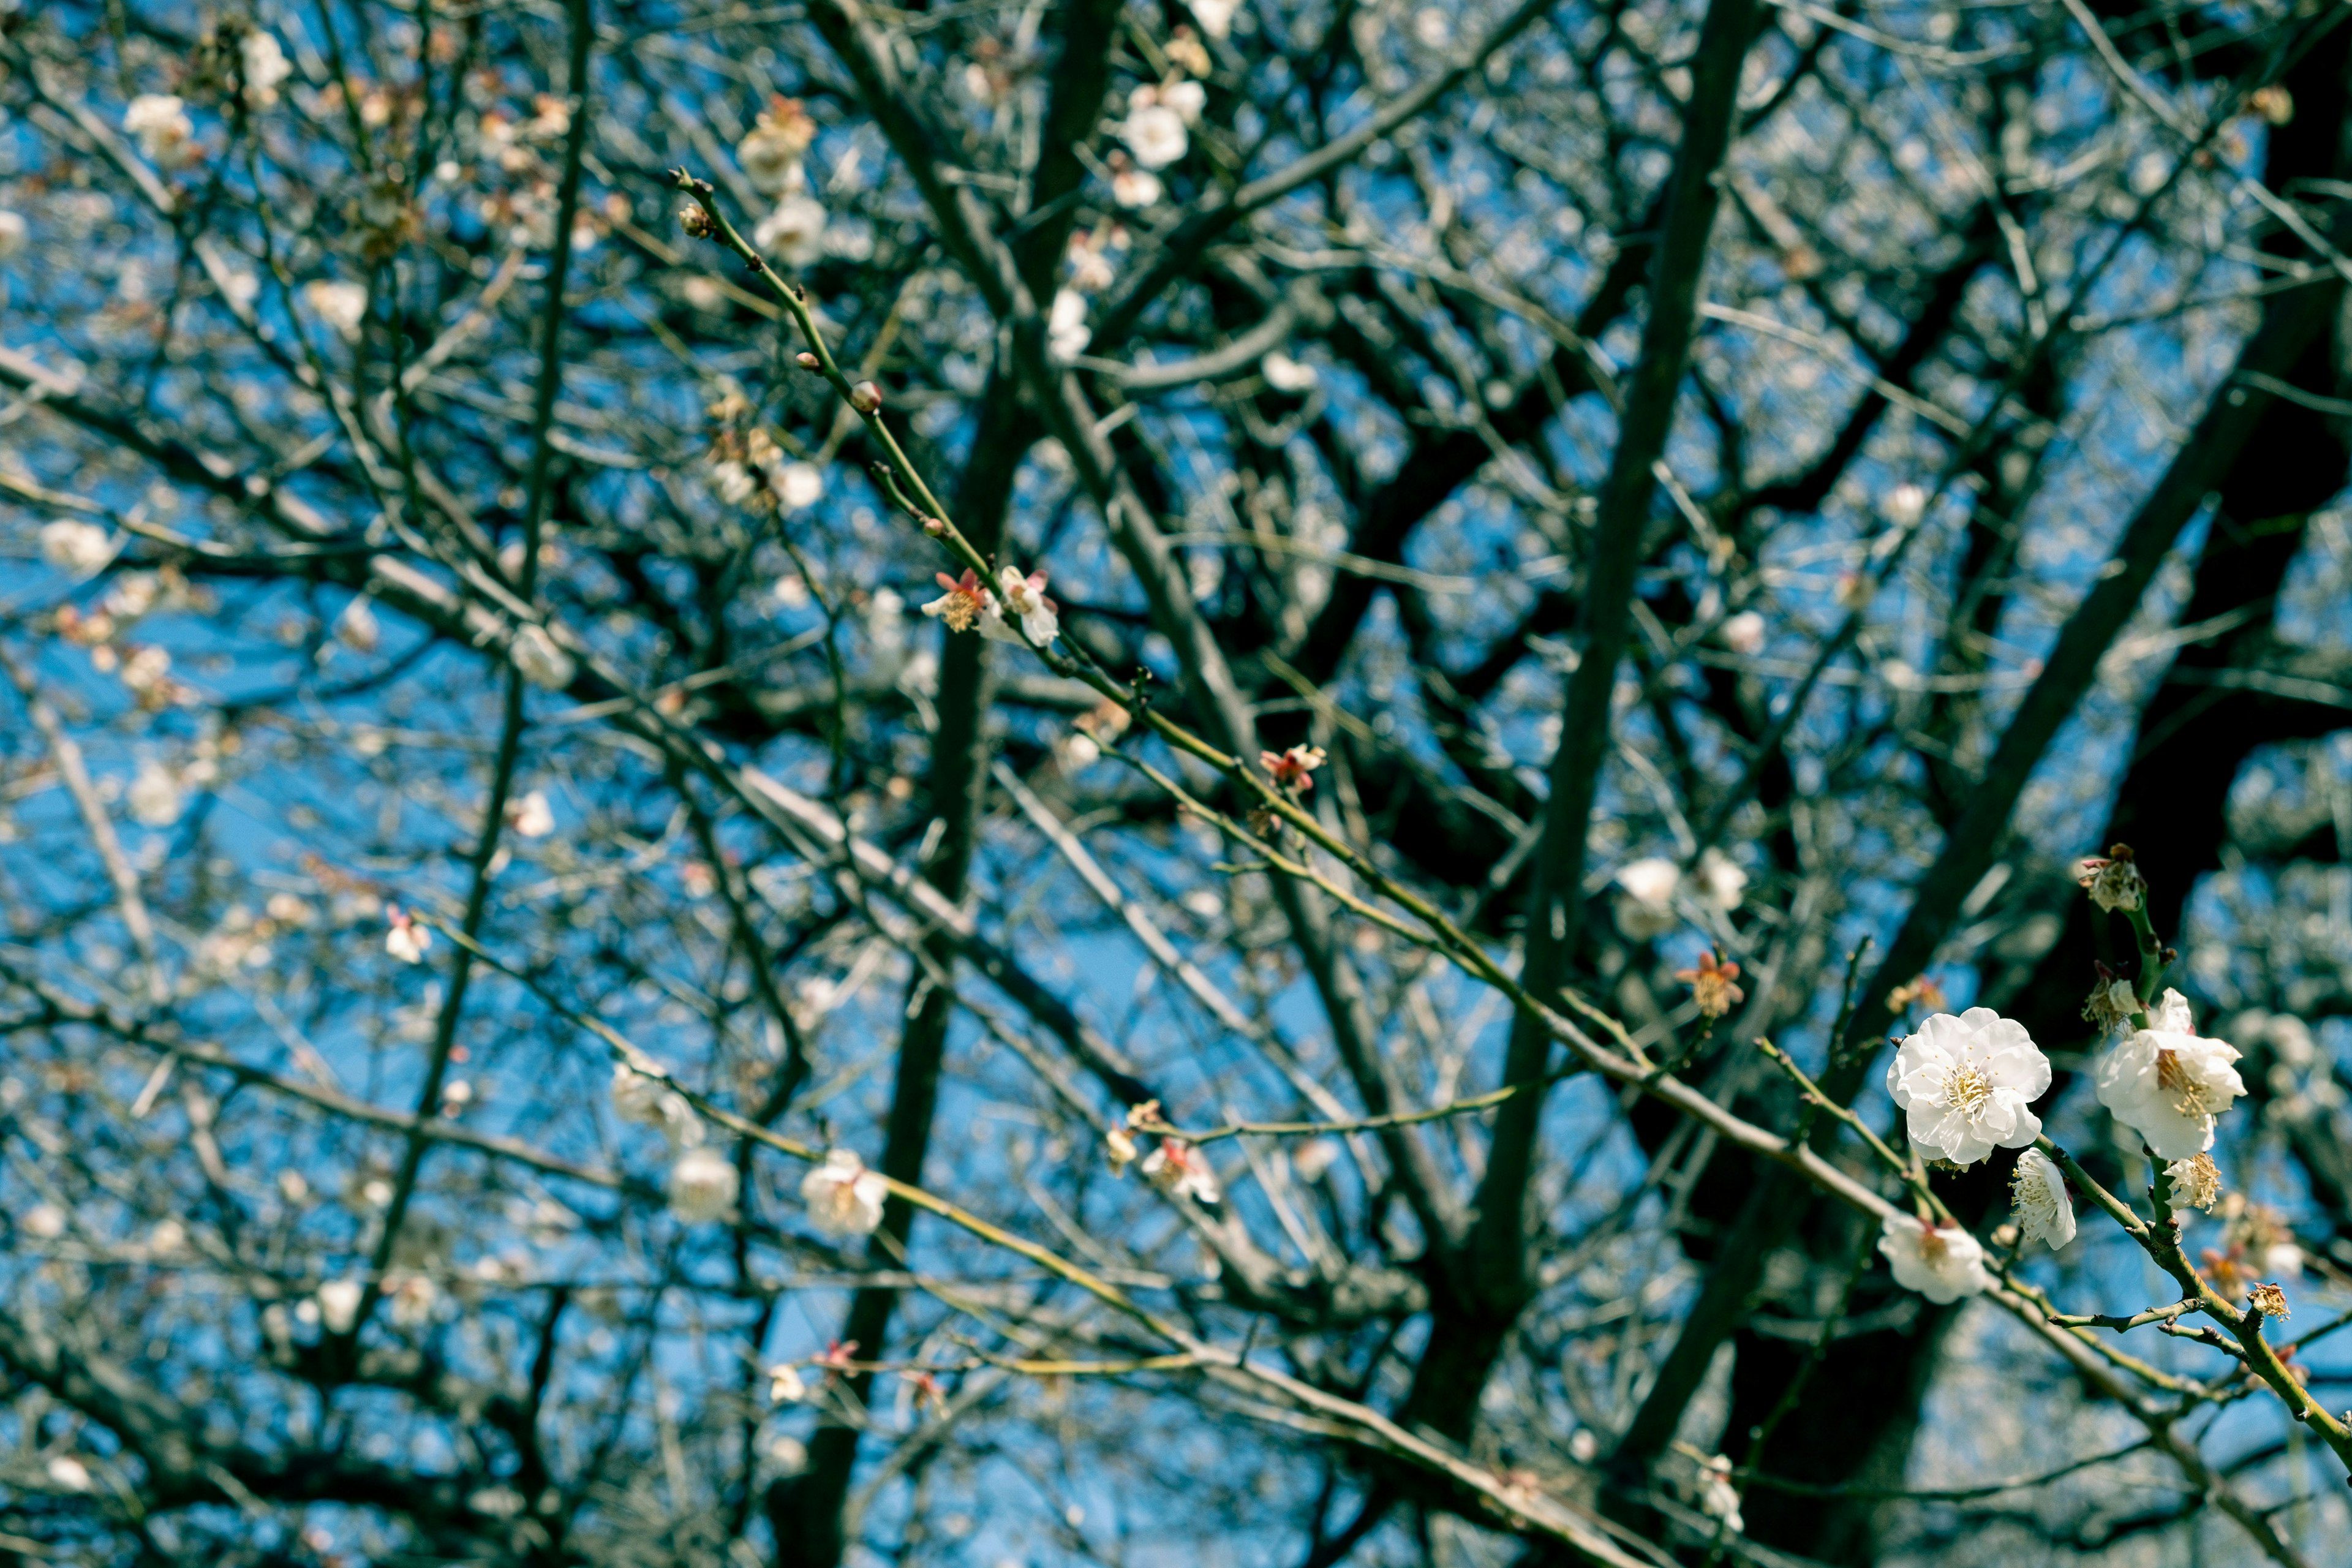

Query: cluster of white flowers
[124,94,198,169]
[1119,75,1205,173]
[1885,1008,2048,1167]
[2094,989,2243,1161]
[240,30,295,109]
[801,1147,888,1235]
[736,98,827,266]
[127,760,183,828]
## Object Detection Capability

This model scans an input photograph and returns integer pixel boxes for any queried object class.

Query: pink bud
[850,380,883,414]
[922,516,946,536]
[795,352,821,371]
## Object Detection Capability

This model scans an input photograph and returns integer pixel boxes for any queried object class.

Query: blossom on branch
[1613,857,1681,940]
[668,1146,739,1223]
[2167,1152,2222,1212]
[124,94,198,169]
[2009,1148,2075,1250]
[1260,745,1325,794]
[2073,845,2146,913]
[1885,1008,2048,1167]
[801,1148,888,1236]
[40,520,115,578]
[979,566,1057,646]
[1675,950,1744,1019]
[923,570,992,633]
[1141,1138,1220,1204]
[1877,1213,1989,1303]
[385,906,432,965]
[2094,989,2243,1161]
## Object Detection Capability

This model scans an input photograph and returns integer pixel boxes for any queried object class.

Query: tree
[4,0,2352,1562]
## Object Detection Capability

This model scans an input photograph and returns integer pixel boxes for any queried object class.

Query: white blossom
[46,1456,93,1493]
[1111,164,1164,208]
[303,279,369,339]
[709,458,760,507]
[40,519,115,577]
[1883,483,1928,528]
[981,565,1058,646]
[123,94,197,168]
[2010,1147,2075,1250]
[317,1278,365,1333]
[336,597,382,652]
[0,210,27,258]
[1261,352,1317,391]
[769,1363,808,1403]
[1695,848,1747,911]
[610,1063,699,1145]
[241,31,294,108]
[1877,1213,1990,1303]
[1885,1008,2048,1166]
[801,1148,888,1235]
[775,461,825,511]
[1120,96,1189,170]
[1719,609,1766,655]
[1048,288,1091,361]
[753,195,827,267]
[2095,989,2243,1160]
[1696,1455,1743,1536]
[127,762,183,828]
[668,1146,740,1223]
[1188,0,1237,37]
[737,100,817,194]
[388,1273,439,1327]
[1613,857,1681,940]
[1160,78,1207,125]
[508,790,555,839]
[1141,1139,1221,1204]
[510,624,575,689]
[385,907,431,965]
[21,1202,67,1239]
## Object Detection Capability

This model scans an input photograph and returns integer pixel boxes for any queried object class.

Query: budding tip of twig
[850,380,883,414]
[922,516,946,536]
[795,352,820,371]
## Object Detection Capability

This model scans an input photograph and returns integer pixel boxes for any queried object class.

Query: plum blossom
[303,279,369,339]
[753,195,827,267]
[1049,288,1092,360]
[1675,950,1743,1019]
[40,519,114,577]
[46,1456,94,1493]
[2095,990,2243,1160]
[769,1363,808,1403]
[1883,483,1928,527]
[610,1063,699,1145]
[507,790,555,839]
[1719,609,1766,655]
[1695,847,1747,910]
[1613,857,1681,940]
[510,624,575,689]
[241,31,294,108]
[127,762,183,827]
[1696,1455,1743,1536]
[775,461,825,511]
[737,98,817,194]
[1188,0,1237,37]
[317,1278,364,1333]
[0,209,28,257]
[1120,90,1189,169]
[1885,1008,2048,1167]
[668,1146,740,1223]
[2010,1148,2075,1250]
[1142,1138,1221,1204]
[1878,1213,1990,1303]
[1261,745,1325,793]
[923,569,992,633]
[1109,155,1163,208]
[2073,846,2145,913]
[2167,1152,2222,1211]
[801,1148,888,1235]
[980,565,1057,646]
[124,95,198,168]
[385,905,432,965]
[1160,78,1207,125]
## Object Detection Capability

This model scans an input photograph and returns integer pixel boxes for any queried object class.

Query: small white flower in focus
[2010,1147,2075,1250]
[1696,1455,1743,1536]
[1719,609,1766,656]
[1261,352,1317,392]
[1141,1139,1221,1204]
[0,210,28,258]
[1188,0,1237,37]
[668,1146,741,1223]
[241,31,295,108]
[1877,1213,1989,1303]
[385,905,432,965]
[1885,1008,2049,1167]
[40,519,115,577]
[21,1202,67,1239]
[1613,856,1681,940]
[1120,99,1189,170]
[982,565,1059,646]
[1047,288,1091,361]
[317,1278,365,1333]
[1695,848,1747,911]
[1110,162,1163,208]
[775,461,825,511]
[2166,1152,2222,1212]
[303,279,370,339]
[769,1363,809,1403]
[507,789,556,839]
[1883,483,1928,528]
[336,597,382,652]
[127,761,183,828]
[753,195,828,268]
[2095,989,2244,1160]
[510,624,575,689]
[46,1456,93,1493]
[124,94,198,168]
[801,1148,889,1236]
[1160,78,1207,126]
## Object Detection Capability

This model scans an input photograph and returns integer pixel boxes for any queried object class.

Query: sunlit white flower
[1120,97,1189,170]
[1695,848,1747,911]
[769,1362,808,1403]
[384,905,432,965]
[21,1203,66,1239]
[775,461,825,511]
[0,210,27,258]
[124,94,198,168]
[2095,989,2243,1161]
[1719,609,1766,655]
[507,789,555,839]
[1877,1213,1989,1303]
[1883,483,1928,528]
[2166,1152,2221,1211]
[510,624,575,689]
[1110,162,1163,208]
[127,762,183,828]
[1885,1008,2048,1167]
[40,519,115,577]
[241,31,294,108]
[303,279,369,339]
[801,1148,888,1235]
[45,1456,93,1493]
[737,98,817,194]
[978,565,1058,646]
[1188,0,1237,38]
[317,1277,365,1333]
[1048,288,1091,361]
[924,568,992,633]
[1696,1455,1743,1536]
[1160,78,1207,126]
[2010,1148,2075,1250]
[753,195,827,268]
[1141,1139,1221,1204]
[668,1146,740,1223]
[1066,228,1120,292]
[1613,857,1681,940]
[610,1063,699,1145]
[1262,351,1317,392]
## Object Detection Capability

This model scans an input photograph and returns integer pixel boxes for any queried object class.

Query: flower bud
[795,351,821,371]
[850,380,883,414]
[678,203,714,239]
[922,516,946,536]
